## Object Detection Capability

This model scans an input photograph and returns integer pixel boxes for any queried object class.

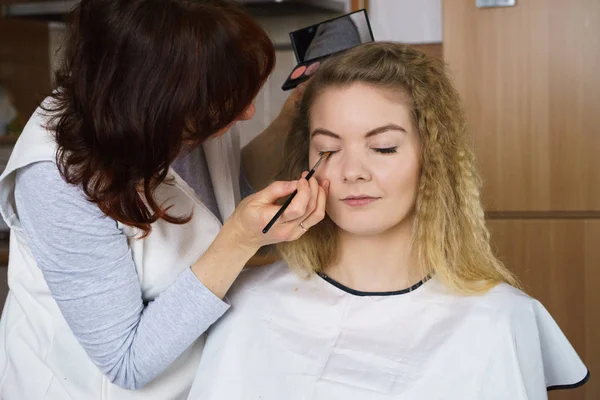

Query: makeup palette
[281,9,375,91]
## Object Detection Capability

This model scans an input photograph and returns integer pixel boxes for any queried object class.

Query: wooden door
[443,0,600,212]
[0,17,51,119]
[443,1,600,399]
[488,219,599,400]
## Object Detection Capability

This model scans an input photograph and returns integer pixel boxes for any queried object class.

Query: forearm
[191,222,260,299]
[241,115,292,191]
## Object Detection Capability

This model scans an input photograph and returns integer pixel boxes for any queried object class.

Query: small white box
[476,0,516,8]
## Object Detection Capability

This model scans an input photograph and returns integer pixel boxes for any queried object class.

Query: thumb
[294,83,308,103]
[295,82,307,96]
[255,180,299,204]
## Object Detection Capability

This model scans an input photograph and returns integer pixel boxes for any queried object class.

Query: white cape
[188,261,588,400]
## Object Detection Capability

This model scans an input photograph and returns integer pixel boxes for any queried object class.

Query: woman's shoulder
[477,283,566,341]
[13,161,119,240]
[476,282,537,312]
[476,283,589,392]
[461,282,557,332]
[15,161,86,207]
[427,281,589,393]
[427,279,537,317]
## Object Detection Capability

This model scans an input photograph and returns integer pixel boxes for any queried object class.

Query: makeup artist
[0,1,327,399]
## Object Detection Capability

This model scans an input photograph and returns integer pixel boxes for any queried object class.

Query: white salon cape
[188,261,589,400]
[0,100,243,399]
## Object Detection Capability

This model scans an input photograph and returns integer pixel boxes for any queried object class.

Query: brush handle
[304,168,317,181]
[261,157,322,234]
[262,189,298,234]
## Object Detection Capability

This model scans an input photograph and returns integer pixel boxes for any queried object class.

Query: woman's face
[309,83,421,236]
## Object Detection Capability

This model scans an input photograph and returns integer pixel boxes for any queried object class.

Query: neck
[324,217,423,293]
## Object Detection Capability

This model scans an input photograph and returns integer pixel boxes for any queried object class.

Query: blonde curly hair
[276,42,518,294]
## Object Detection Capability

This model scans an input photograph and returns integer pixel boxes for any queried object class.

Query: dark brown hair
[46,0,274,234]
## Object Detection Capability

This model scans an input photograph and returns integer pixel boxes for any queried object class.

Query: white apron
[188,261,589,400]
[0,101,242,399]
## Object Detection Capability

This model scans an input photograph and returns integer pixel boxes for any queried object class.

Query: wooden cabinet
[488,219,599,400]
[0,17,51,119]
[444,1,600,398]
[443,0,600,212]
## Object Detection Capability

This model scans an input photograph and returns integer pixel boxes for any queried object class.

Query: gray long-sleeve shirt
[12,146,252,390]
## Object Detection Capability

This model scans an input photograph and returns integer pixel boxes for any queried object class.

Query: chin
[340,226,390,236]
[330,209,415,237]
[333,216,399,237]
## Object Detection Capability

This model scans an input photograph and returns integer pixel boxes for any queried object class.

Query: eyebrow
[310,124,407,139]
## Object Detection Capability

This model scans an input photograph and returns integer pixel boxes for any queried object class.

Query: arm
[15,160,326,389]
[242,86,304,191]
[15,162,231,390]
[241,115,291,192]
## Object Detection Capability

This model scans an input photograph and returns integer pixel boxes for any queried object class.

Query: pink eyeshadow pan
[305,61,321,76]
[290,65,307,80]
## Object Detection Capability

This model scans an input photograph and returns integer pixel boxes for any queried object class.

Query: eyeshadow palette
[281,9,375,91]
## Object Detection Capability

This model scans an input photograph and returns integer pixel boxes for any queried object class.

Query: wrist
[190,223,259,299]
[219,218,261,255]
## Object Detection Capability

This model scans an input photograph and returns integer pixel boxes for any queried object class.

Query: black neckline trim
[547,369,590,391]
[317,272,431,297]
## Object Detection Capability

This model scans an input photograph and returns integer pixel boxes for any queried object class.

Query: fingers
[306,173,319,214]
[298,180,329,232]
[279,172,314,223]
[250,173,328,244]
[230,175,328,249]
[280,83,307,119]
[294,82,308,104]
[256,180,299,204]
[288,182,327,241]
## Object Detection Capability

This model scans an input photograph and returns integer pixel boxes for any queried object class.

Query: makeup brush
[262,151,331,234]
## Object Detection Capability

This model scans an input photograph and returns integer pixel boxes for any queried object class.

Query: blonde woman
[187,42,589,399]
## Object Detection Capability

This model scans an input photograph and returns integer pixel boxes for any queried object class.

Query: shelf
[0,135,18,146]
[0,238,8,265]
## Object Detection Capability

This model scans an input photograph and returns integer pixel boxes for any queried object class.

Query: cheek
[375,152,421,195]
[312,154,336,183]
[313,167,331,186]
[241,104,256,121]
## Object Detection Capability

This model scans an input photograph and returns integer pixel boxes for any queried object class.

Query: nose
[340,150,371,183]
[239,103,256,121]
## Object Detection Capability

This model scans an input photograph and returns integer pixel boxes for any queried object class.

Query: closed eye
[318,150,339,157]
[374,147,397,154]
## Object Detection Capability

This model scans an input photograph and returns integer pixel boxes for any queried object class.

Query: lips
[341,195,379,207]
